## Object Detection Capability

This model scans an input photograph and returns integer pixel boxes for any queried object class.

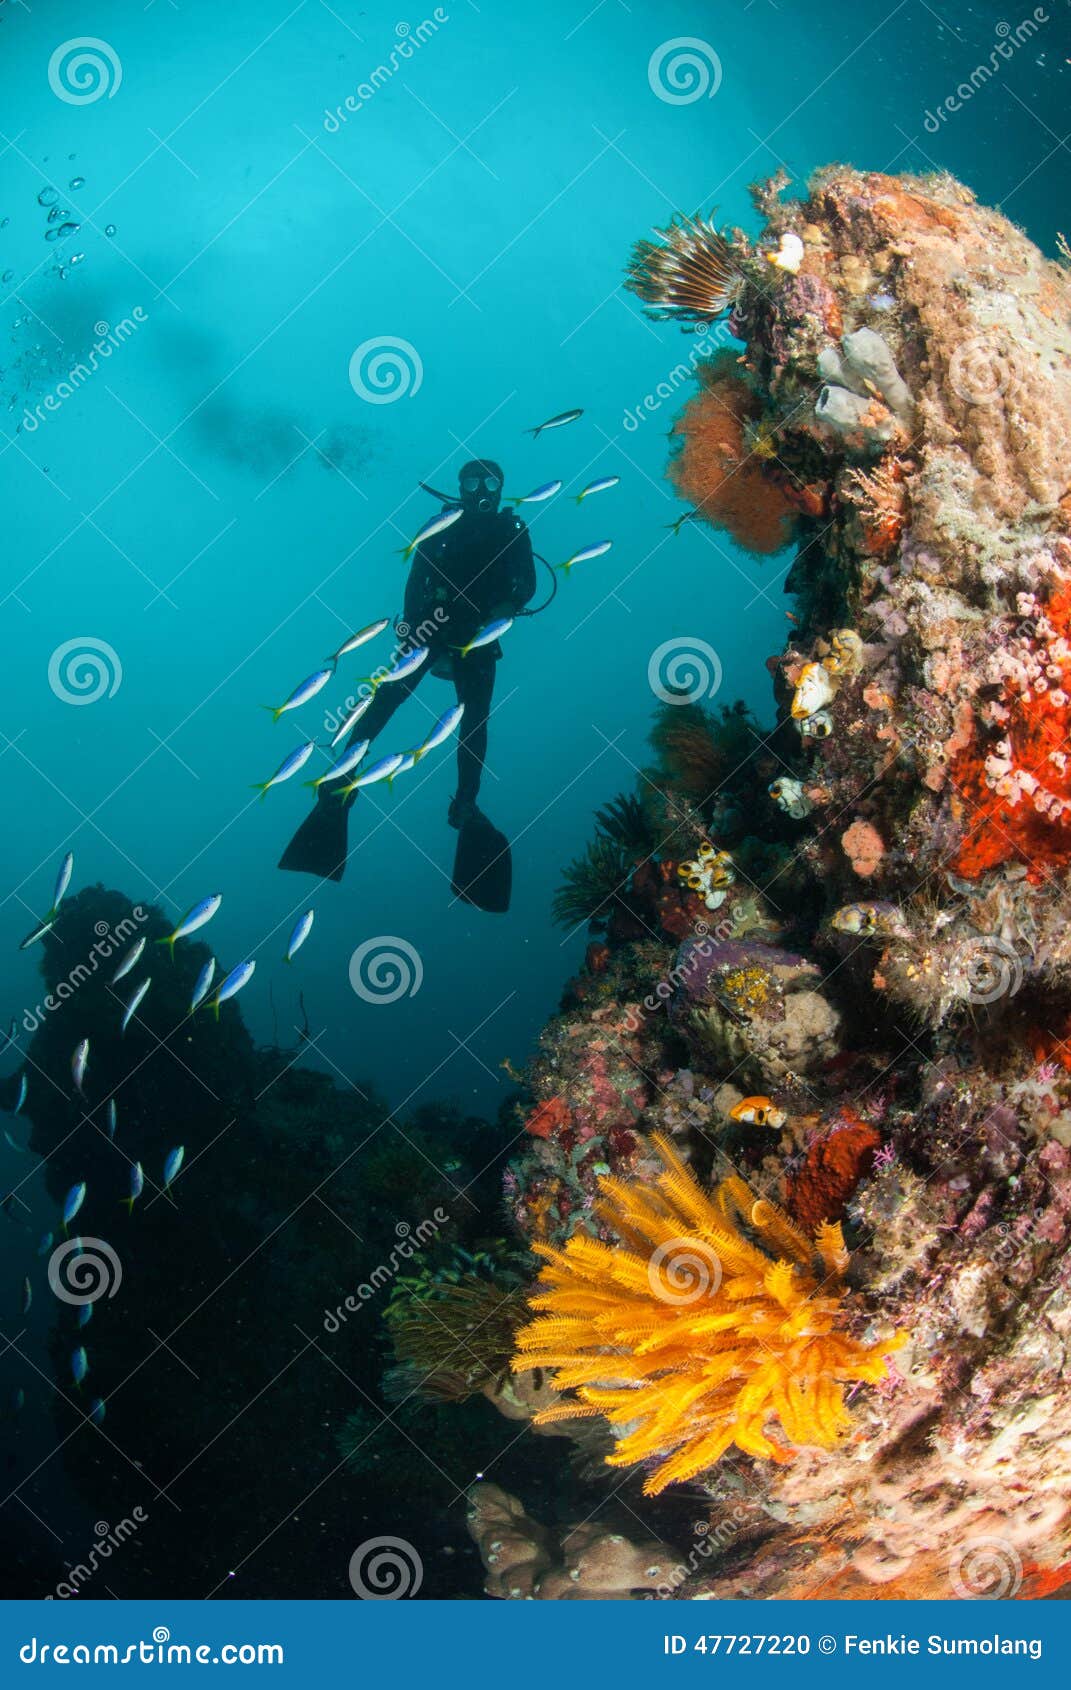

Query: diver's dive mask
[458,459,504,515]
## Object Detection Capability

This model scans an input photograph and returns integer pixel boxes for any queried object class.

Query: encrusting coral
[514,1134,902,1494]
[486,165,1071,1601]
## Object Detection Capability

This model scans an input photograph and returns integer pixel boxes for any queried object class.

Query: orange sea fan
[513,1134,902,1495]
[668,363,799,555]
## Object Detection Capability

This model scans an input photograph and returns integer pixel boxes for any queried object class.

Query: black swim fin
[451,811,511,913]
[278,793,351,883]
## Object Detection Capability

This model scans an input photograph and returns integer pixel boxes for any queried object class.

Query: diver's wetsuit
[283,504,534,874]
[376,503,535,808]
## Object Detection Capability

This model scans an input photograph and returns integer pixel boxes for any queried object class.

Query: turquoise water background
[2,0,1066,1124]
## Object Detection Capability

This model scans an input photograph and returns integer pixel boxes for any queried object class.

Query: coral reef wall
[489,168,1071,1602]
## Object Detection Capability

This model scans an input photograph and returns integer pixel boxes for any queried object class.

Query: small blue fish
[88,1396,106,1425]
[252,741,316,799]
[21,1276,31,1314]
[110,935,146,984]
[575,474,619,503]
[330,693,375,749]
[338,753,404,797]
[71,1039,89,1098]
[665,510,699,536]
[159,894,223,957]
[264,667,333,723]
[397,507,462,561]
[48,851,74,919]
[370,645,429,689]
[12,1072,27,1115]
[123,1161,144,1214]
[556,540,612,574]
[306,740,369,789]
[413,703,464,762]
[71,1346,88,1388]
[189,957,216,1013]
[106,1099,117,1141]
[284,911,314,963]
[163,1146,185,1190]
[326,619,390,668]
[505,479,562,506]
[37,1231,54,1257]
[63,1182,86,1229]
[120,977,151,1036]
[77,1302,92,1329]
[209,961,255,1020]
[456,617,513,657]
[525,407,583,438]
[18,917,54,951]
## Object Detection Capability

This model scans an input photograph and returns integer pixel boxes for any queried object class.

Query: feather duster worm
[625,210,741,325]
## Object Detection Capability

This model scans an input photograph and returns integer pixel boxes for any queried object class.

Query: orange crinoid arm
[513,1133,904,1496]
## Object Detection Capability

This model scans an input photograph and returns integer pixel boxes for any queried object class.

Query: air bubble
[45,223,79,243]
[105,225,116,237]
[69,176,85,190]
[37,188,59,208]
[2,269,13,284]
[69,253,85,267]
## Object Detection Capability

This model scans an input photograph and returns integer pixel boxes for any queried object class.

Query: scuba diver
[279,458,535,911]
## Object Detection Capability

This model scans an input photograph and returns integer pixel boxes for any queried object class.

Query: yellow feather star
[513,1133,904,1495]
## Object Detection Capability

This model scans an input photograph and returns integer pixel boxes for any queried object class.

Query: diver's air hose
[515,552,558,619]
